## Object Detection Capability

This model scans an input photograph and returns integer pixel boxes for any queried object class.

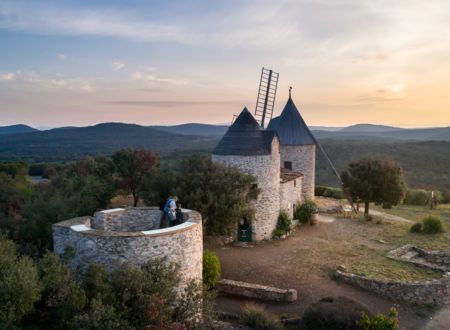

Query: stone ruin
[53,207,203,291]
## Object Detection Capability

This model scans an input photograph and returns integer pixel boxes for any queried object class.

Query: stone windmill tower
[268,92,316,200]
[212,107,280,241]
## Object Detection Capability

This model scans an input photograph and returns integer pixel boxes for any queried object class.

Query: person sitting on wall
[160,195,178,228]
[172,201,184,226]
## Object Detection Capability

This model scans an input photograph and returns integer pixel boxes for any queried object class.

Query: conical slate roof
[267,97,316,145]
[213,107,277,156]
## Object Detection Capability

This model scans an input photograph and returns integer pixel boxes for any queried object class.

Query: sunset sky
[1,0,449,128]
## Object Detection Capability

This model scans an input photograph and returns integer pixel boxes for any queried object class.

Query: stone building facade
[279,169,303,218]
[53,207,203,292]
[280,145,315,200]
[212,95,315,241]
[212,138,281,240]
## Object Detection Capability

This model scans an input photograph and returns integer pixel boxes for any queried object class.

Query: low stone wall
[387,244,450,272]
[92,207,162,232]
[415,247,450,267]
[335,270,450,307]
[217,278,297,302]
[53,208,203,292]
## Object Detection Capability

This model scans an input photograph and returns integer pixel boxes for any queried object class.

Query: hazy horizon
[1,1,450,127]
[2,121,449,131]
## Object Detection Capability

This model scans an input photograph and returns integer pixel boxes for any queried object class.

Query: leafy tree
[176,155,258,235]
[26,253,86,329]
[0,237,42,328]
[140,167,179,206]
[54,156,116,214]
[112,149,158,207]
[70,299,132,330]
[341,158,406,214]
[0,161,28,179]
[0,173,30,218]
[15,157,116,255]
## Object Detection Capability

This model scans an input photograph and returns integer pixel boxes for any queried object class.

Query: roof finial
[289,86,292,99]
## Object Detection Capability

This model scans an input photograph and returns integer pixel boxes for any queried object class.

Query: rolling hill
[1,122,449,190]
[0,123,217,163]
[0,124,38,135]
[311,126,450,141]
[339,124,401,132]
[151,123,228,137]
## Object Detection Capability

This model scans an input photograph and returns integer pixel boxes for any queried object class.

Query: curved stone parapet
[53,207,203,290]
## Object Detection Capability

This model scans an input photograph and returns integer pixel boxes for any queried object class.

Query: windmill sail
[254,67,279,128]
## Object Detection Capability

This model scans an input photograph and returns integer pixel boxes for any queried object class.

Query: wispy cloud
[57,53,67,60]
[0,72,15,80]
[111,61,126,71]
[131,71,188,85]
[1,70,94,92]
[0,1,198,44]
[106,100,242,107]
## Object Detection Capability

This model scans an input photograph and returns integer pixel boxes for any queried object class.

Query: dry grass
[290,215,447,281]
[371,203,450,224]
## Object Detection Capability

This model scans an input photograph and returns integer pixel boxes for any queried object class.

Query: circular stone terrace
[52,207,203,289]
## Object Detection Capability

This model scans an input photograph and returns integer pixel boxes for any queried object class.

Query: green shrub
[315,186,327,196]
[276,211,292,232]
[356,307,398,330]
[410,222,423,233]
[364,214,373,221]
[240,303,283,330]
[295,201,318,224]
[404,189,429,206]
[422,216,445,234]
[315,185,344,199]
[441,189,450,203]
[274,229,286,237]
[382,202,392,209]
[203,250,221,290]
[300,296,371,330]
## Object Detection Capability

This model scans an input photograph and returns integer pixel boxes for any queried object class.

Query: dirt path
[208,216,435,330]
[369,209,415,224]
[424,308,450,330]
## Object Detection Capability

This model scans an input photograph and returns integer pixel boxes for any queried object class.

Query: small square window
[284,161,292,170]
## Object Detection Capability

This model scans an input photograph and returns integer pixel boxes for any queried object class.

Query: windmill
[254,67,279,128]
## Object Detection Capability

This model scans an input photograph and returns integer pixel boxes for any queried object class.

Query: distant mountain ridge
[151,123,228,137]
[0,124,38,135]
[1,122,449,190]
[312,126,450,141]
[0,122,217,163]
[1,122,450,141]
[339,124,401,132]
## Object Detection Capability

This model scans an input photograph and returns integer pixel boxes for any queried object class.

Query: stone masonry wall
[279,178,302,219]
[280,144,315,201]
[387,244,450,272]
[416,247,450,267]
[92,207,162,232]
[53,209,203,292]
[335,270,450,307]
[218,278,297,302]
[212,139,280,240]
